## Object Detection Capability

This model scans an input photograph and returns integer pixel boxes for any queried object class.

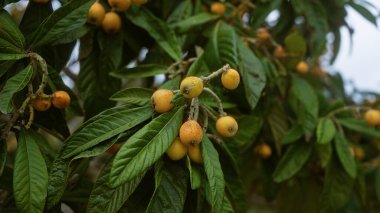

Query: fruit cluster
[87,0,147,34]
[150,65,240,163]
[31,91,71,112]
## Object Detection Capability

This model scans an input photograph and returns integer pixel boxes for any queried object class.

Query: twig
[200,104,218,121]
[188,97,199,120]
[207,133,224,145]
[29,52,48,96]
[200,105,209,131]
[201,64,230,84]
[202,87,226,116]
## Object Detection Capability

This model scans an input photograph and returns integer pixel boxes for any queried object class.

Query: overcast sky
[334,0,380,93]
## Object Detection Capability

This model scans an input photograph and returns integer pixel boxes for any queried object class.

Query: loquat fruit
[256,27,271,41]
[180,76,204,99]
[188,144,203,164]
[52,91,70,109]
[221,68,240,90]
[216,116,238,137]
[32,97,51,112]
[274,45,285,58]
[364,109,380,126]
[102,12,122,34]
[296,61,309,74]
[166,137,188,160]
[210,2,226,15]
[257,143,272,159]
[108,0,131,11]
[179,120,203,145]
[151,89,174,113]
[87,1,106,27]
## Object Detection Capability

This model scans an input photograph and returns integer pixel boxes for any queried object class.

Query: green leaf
[337,118,380,139]
[109,106,185,187]
[186,157,202,190]
[110,88,153,105]
[173,13,219,33]
[29,0,93,47]
[0,64,33,113]
[291,76,319,136]
[204,21,238,69]
[13,129,48,213]
[0,60,16,78]
[46,158,69,209]
[317,118,336,144]
[334,133,357,178]
[282,124,303,144]
[87,159,145,213]
[268,103,289,153]
[250,0,282,30]
[221,195,235,213]
[201,134,225,213]
[61,105,153,159]
[0,53,27,61]
[349,2,377,27]
[0,139,6,176]
[236,39,266,110]
[110,64,169,79]
[273,142,312,183]
[284,31,307,57]
[316,143,332,168]
[0,9,25,49]
[78,31,122,119]
[146,160,188,212]
[126,7,182,61]
[318,155,355,213]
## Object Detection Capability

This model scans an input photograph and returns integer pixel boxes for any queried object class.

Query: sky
[334,0,380,93]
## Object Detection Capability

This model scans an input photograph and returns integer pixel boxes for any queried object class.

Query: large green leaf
[87,158,145,213]
[13,129,48,213]
[201,135,225,213]
[110,88,153,105]
[349,2,377,27]
[318,155,355,213]
[109,106,185,187]
[0,9,25,49]
[282,124,303,144]
[126,7,182,61]
[273,142,312,182]
[291,76,319,136]
[146,160,188,212]
[268,103,289,153]
[0,53,27,61]
[46,158,69,209]
[236,39,266,110]
[186,157,202,190]
[337,118,380,139]
[204,21,238,70]
[316,118,336,144]
[110,64,169,79]
[29,0,92,47]
[334,133,357,178]
[61,105,153,159]
[0,64,33,113]
[78,31,122,119]
[173,13,219,33]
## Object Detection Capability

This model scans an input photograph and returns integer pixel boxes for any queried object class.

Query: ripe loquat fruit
[179,120,203,145]
[364,109,380,126]
[180,76,204,99]
[166,137,188,160]
[210,2,226,15]
[52,91,70,109]
[102,12,122,34]
[188,144,203,164]
[216,116,238,137]
[151,89,174,113]
[108,0,131,11]
[274,45,285,58]
[87,1,106,27]
[32,97,52,112]
[257,143,272,159]
[221,68,240,90]
[296,61,309,74]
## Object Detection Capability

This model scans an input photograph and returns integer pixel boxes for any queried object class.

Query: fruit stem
[200,106,209,131]
[25,105,34,129]
[202,87,226,116]
[201,64,230,84]
[206,133,224,145]
[188,97,199,120]
[199,104,218,121]
[29,52,48,96]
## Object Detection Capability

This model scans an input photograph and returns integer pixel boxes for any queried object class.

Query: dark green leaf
[236,39,266,110]
[46,158,69,209]
[268,103,289,153]
[110,106,185,187]
[317,118,336,144]
[0,60,16,78]
[110,64,169,79]
[0,53,27,61]
[110,87,153,105]
[0,9,25,49]
[13,129,48,213]
[334,133,357,178]
[126,7,182,61]
[186,156,202,190]
[318,155,355,213]
[29,0,92,47]
[316,143,332,168]
[0,64,33,113]
[87,159,145,213]
[337,118,380,139]
[349,2,377,27]
[273,142,312,182]
[282,124,303,144]
[146,160,188,212]
[173,13,219,33]
[201,134,225,213]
